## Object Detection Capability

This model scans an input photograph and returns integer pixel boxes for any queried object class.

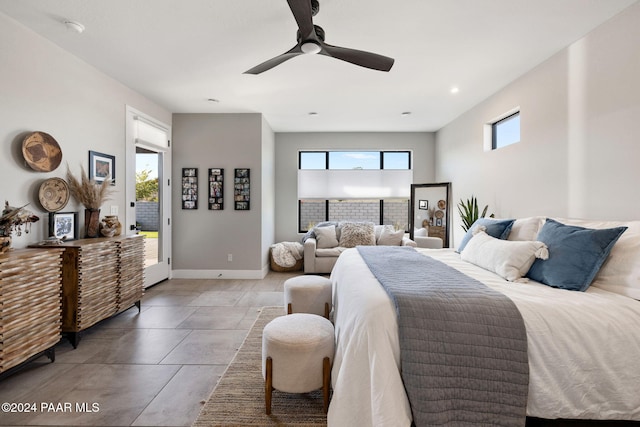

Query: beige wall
[436,3,640,247]
[171,113,274,278]
[0,12,171,249]
[274,132,436,242]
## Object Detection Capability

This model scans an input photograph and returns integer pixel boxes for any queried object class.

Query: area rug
[193,306,328,427]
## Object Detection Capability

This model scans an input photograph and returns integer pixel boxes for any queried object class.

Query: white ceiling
[1,0,637,132]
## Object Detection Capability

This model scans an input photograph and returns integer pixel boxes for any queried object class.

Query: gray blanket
[357,246,528,427]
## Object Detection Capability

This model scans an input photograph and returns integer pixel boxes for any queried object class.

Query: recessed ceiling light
[64,20,85,34]
[401,112,411,116]
[308,112,319,116]
[450,86,460,94]
[207,98,220,103]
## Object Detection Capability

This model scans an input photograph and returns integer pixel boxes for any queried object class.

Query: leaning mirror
[410,183,452,248]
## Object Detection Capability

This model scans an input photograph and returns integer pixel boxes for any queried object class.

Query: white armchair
[413,227,443,249]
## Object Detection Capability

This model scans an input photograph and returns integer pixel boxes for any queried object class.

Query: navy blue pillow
[457,218,514,253]
[526,219,627,291]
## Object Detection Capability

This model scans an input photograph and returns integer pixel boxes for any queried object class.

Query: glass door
[136,148,161,268]
[126,106,171,287]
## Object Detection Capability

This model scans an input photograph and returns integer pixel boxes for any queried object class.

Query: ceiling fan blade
[287,0,315,39]
[244,44,303,74]
[321,43,395,72]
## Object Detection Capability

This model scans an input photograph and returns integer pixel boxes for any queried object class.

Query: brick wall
[136,201,159,231]
[300,200,409,231]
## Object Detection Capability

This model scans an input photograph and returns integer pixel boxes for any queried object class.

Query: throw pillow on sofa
[314,225,339,249]
[377,227,404,246]
[339,222,375,248]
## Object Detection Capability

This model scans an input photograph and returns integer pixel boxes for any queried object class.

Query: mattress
[328,248,640,426]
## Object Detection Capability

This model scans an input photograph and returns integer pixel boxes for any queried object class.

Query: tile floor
[0,271,302,427]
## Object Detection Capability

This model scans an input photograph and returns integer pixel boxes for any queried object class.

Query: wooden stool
[262,313,335,414]
[284,275,332,319]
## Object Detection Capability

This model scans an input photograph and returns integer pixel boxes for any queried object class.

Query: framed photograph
[418,200,428,210]
[436,218,443,226]
[89,151,115,185]
[208,168,224,210]
[182,168,198,209]
[49,212,78,241]
[234,168,250,210]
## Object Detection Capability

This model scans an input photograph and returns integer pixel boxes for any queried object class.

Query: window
[492,112,520,149]
[298,151,411,232]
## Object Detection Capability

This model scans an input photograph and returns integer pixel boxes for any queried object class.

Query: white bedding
[328,248,640,426]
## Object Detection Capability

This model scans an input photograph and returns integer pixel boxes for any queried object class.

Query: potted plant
[457,196,494,232]
[66,165,114,238]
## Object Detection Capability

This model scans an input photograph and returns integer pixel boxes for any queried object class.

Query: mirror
[410,182,452,248]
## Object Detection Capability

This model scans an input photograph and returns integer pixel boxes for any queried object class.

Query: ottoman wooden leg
[265,356,273,415]
[323,356,331,413]
[287,302,292,315]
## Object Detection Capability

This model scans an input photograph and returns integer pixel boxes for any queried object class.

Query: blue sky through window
[494,113,520,149]
[329,151,379,169]
[300,151,410,169]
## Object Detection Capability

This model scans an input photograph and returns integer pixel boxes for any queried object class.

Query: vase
[85,208,101,238]
[101,215,122,236]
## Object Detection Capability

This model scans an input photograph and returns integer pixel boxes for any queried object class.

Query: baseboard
[171,266,269,280]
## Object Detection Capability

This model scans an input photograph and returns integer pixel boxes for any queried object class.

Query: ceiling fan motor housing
[296,25,325,43]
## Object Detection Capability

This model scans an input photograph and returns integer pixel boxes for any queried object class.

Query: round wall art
[22,131,62,172]
[38,177,70,212]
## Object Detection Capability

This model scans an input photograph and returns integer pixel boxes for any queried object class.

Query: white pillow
[314,225,339,249]
[461,230,548,282]
[377,228,404,246]
[508,217,545,241]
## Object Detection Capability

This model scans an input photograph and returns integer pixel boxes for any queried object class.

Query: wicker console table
[35,235,144,347]
[0,248,63,379]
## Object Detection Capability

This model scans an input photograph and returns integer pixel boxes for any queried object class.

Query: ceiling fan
[244,0,395,74]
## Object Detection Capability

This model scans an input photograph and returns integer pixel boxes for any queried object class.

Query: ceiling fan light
[301,41,321,54]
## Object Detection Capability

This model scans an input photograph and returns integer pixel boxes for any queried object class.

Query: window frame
[298,150,411,233]
[491,111,520,150]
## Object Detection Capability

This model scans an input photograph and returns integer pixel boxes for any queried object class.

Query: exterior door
[126,106,171,287]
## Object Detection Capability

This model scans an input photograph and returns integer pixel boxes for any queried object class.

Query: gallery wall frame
[182,167,198,210]
[208,168,224,210]
[89,151,115,185]
[49,211,78,241]
[234,168,250,210]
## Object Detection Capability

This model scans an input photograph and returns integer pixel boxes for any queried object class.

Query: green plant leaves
[457,196,492,232]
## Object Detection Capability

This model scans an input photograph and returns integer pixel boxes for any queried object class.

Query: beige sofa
[303,222,417,274]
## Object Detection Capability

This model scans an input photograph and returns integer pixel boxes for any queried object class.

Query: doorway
[126,106,171,287]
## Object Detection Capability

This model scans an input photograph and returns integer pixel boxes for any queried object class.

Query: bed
[328,217,640,426]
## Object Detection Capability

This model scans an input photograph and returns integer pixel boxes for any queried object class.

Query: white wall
[436,3,640,247]
[0,12,171,249]
[261,117,276,271]
[274,132,436,242]
[171,113,274,278]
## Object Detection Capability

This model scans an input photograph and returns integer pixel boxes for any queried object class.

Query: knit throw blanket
[270,241,303,267]
[357,246,529,427]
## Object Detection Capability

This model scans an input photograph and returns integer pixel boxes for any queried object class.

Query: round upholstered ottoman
[284,275,332,319]
[262,313,335,415]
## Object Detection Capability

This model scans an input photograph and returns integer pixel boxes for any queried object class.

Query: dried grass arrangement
[66,165,114,210]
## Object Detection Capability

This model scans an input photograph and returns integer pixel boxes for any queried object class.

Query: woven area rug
[193,306,328,427]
